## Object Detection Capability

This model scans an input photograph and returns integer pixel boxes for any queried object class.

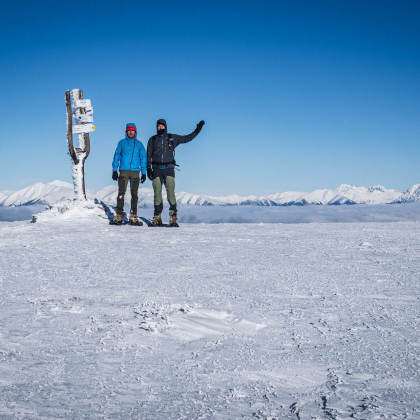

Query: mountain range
[1,180,420,208]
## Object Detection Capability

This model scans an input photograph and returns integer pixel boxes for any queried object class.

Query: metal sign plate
[76,115,94,123]
[72,99,91,108]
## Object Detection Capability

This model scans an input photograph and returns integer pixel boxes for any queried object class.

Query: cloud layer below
[0,205,46,222]
[2,203,420,224]
[173,203,420,224]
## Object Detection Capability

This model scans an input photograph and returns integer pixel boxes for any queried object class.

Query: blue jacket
[112,135,147,173]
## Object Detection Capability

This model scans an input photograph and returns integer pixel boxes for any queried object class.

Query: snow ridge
[2,180,419,208]
[392,183,420,203]
[2,180,74,207]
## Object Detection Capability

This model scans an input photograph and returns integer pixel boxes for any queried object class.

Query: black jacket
[147,119,197,169]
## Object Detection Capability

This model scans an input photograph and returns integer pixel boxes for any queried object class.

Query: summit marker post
[65,89,96,201]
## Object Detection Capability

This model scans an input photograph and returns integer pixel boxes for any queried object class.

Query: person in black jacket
[147,118,205,226]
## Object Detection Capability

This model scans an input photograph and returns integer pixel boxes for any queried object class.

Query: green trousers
[152,167,177,216]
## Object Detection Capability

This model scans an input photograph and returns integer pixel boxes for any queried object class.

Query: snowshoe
[139,216,169,227]
[129,214,143,226]
[168,213,179,228]
[109,214,124,225]
[149,216,163,227]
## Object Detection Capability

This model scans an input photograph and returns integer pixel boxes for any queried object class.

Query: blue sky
[0,0,419,195]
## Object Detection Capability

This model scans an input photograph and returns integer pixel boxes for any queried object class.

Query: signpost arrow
[72,124,96,134]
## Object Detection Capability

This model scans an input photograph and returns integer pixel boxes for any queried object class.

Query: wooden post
[65,90,79,165]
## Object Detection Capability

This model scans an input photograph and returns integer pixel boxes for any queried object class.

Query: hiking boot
[129,214,142,225]
[150,215,162,226]
[169,213,179,227]
[112,214,123,224]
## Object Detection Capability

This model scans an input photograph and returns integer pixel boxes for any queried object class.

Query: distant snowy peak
[263,184,401,206]
[176,192,216,206]
[368,185,386,193]
[3,181,74,206]
[288,189,335,206]
[334,184,357,194]
[392,183,420,203]
[327,184,402,206]
[176,192,278,206]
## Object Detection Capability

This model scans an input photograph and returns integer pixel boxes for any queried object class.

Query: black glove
[147,168,153,181]
[112,171,119,181]
[195,120,205,134]
[141,173,146,184]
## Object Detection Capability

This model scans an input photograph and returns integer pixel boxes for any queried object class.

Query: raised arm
[172,120,205,147]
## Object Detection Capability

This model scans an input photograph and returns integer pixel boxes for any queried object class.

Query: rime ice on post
[65,89,95,201]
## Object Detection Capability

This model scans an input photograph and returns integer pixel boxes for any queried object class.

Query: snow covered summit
[392,183,420,203]
[2,180,74,207]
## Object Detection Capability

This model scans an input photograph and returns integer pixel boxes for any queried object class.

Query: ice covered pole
[64,89,94,201]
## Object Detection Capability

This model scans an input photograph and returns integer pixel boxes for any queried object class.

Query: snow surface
[1,205,419,419]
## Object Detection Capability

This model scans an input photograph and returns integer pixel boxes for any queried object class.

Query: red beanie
[126,125,136,132]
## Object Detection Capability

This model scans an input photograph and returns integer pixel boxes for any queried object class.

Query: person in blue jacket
[111,123,147,224]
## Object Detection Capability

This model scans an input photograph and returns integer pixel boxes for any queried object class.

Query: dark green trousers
[117,170,140,215]
[152,167,177,217]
